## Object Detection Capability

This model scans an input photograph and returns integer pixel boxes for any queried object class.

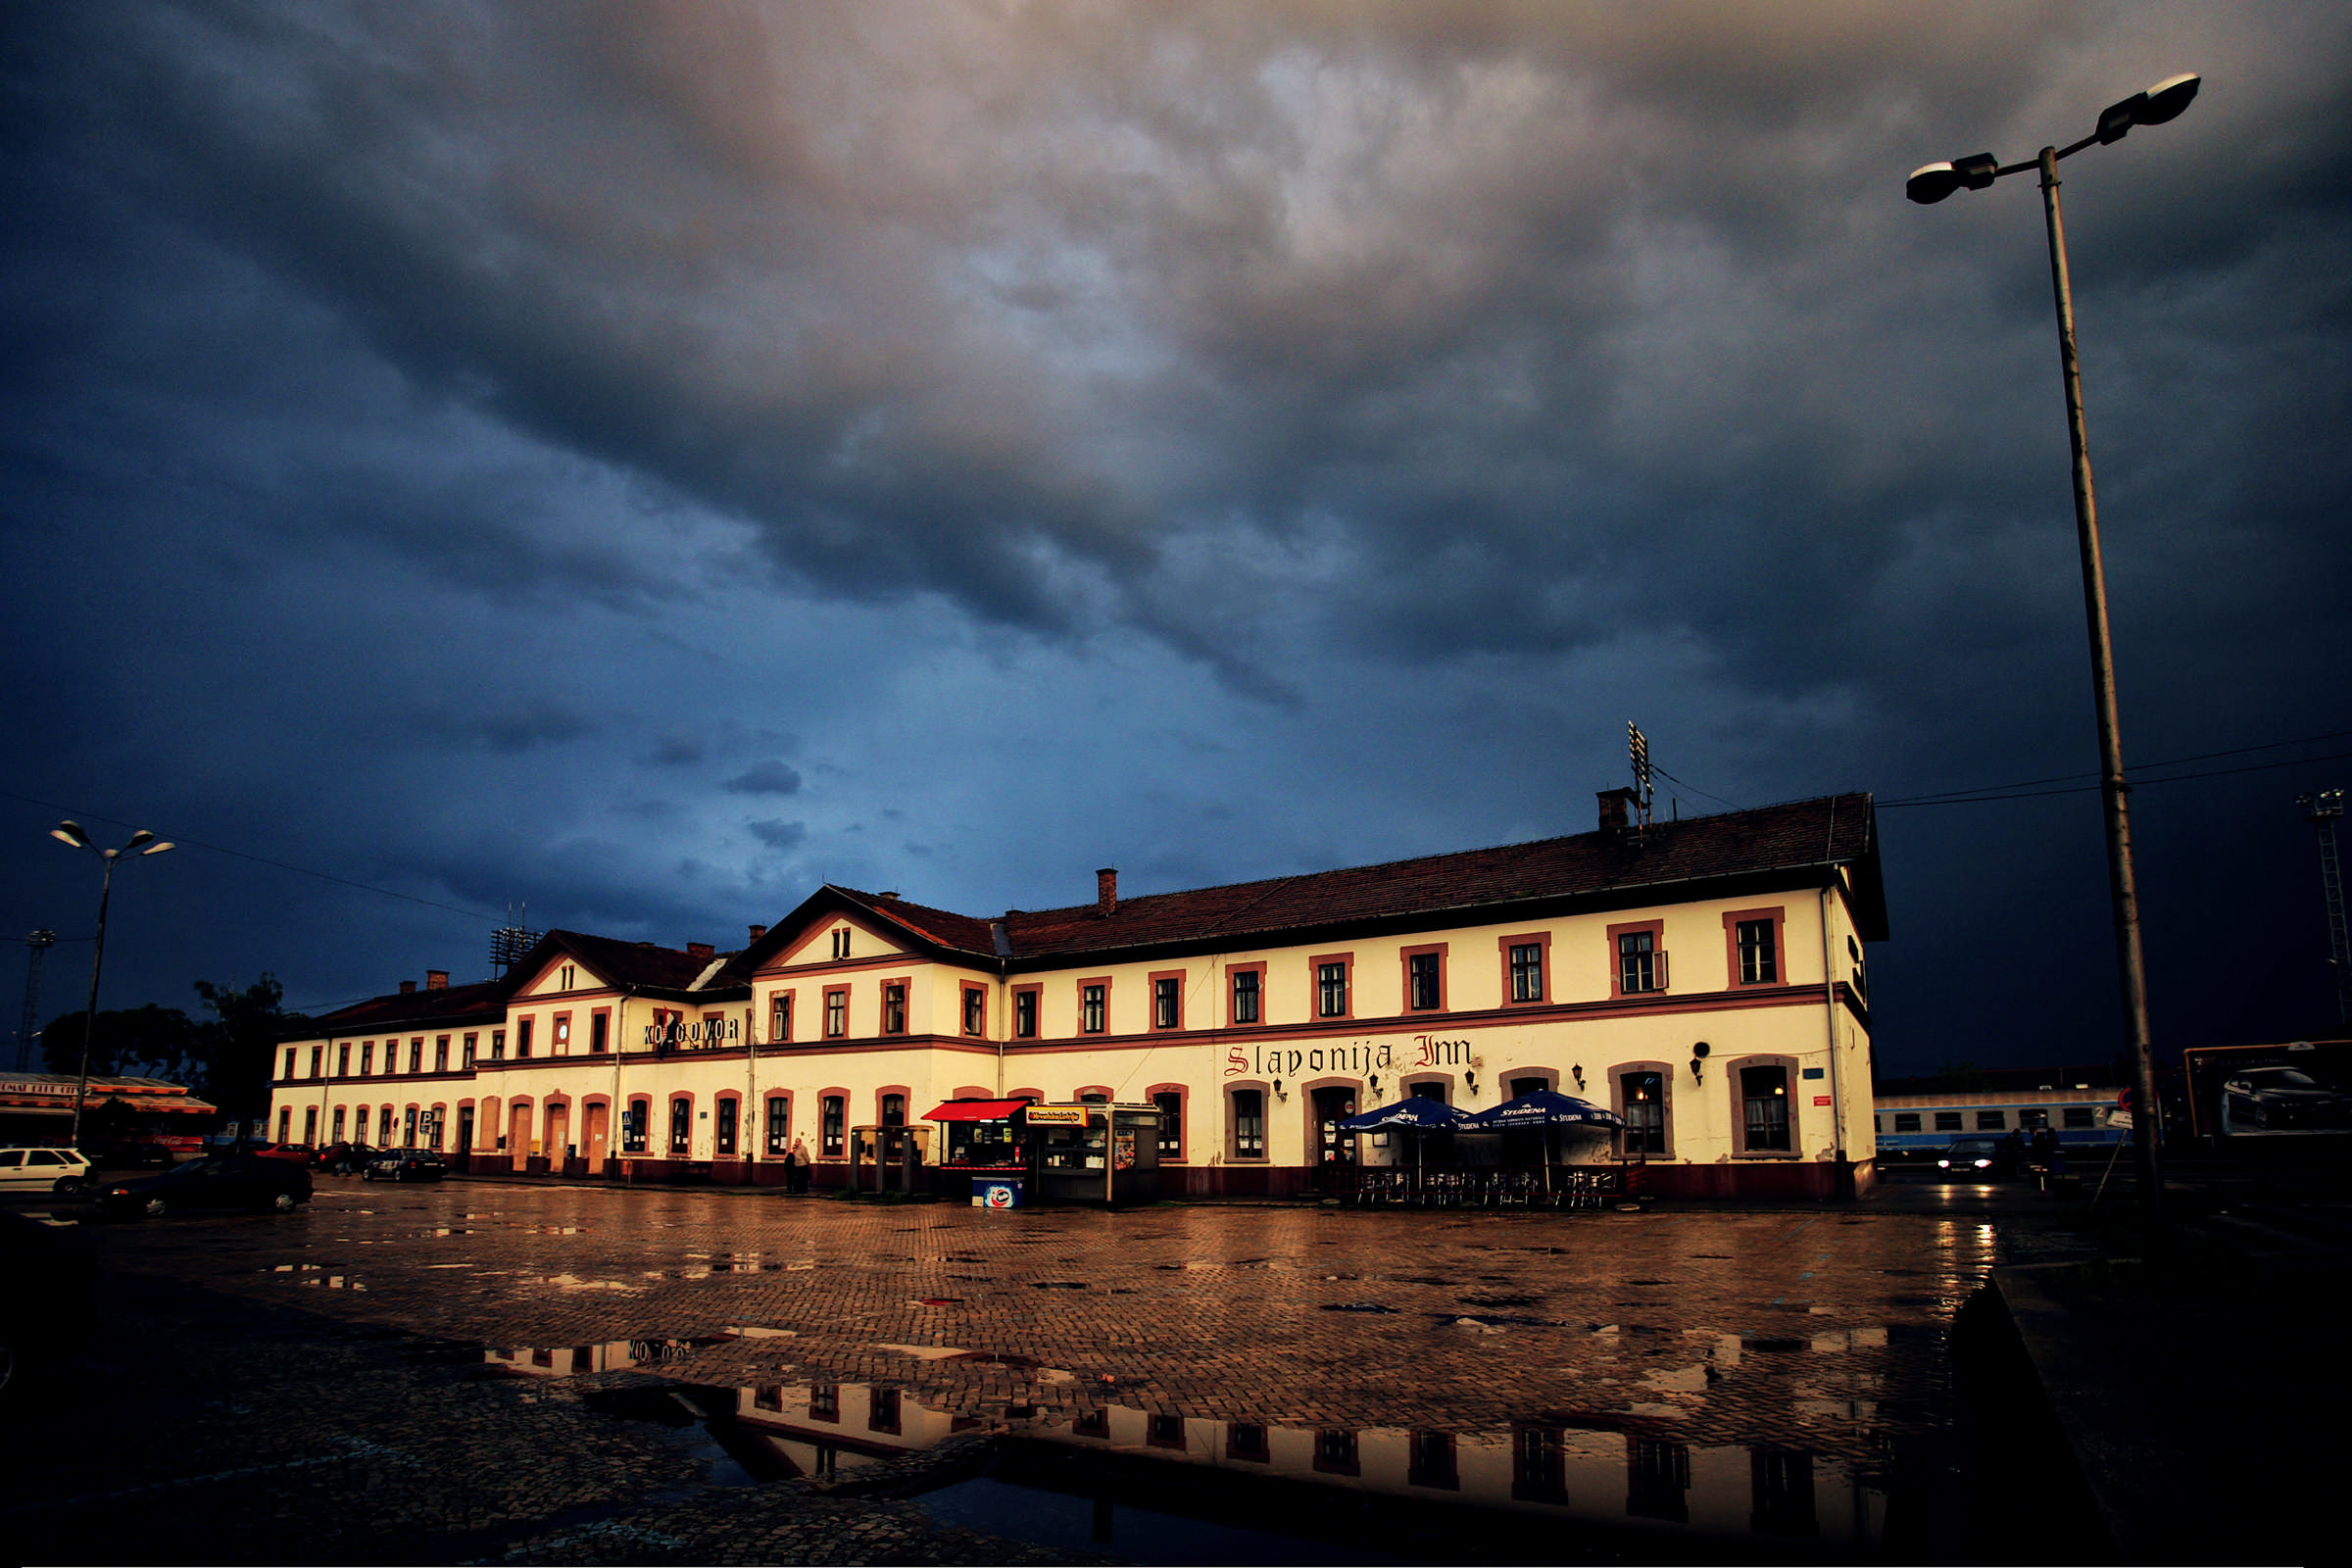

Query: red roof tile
[800,794,1882,966]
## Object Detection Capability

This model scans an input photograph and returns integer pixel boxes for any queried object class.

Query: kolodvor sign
[641,1017,742,1049]
[1223,1034,1474,1079]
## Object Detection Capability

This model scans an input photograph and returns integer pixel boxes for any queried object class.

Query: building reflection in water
[482,1343,1888,1549]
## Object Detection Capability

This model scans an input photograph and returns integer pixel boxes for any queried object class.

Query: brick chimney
[425,969,449,991]
[687,942,715,962]
[1097,867,1118,917]
[398,980,416,995]
[1596,787,1637,832]
[748,924,767,944]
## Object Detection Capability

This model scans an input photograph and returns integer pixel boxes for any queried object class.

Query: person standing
[787,1136,810,1194]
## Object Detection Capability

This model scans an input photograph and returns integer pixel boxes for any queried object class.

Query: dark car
[2224,1067,2352,1130]
[0,1209,95,1402]
[363,1148,446,1183]
[1935,1136,2020,1180]
[92,1152,314,1217]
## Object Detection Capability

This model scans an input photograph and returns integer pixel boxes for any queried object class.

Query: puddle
[575,1372,1892,1561]
[1320,1302,1397,1314]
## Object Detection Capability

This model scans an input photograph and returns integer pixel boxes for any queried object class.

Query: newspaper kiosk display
[1029,1102,1161,1205]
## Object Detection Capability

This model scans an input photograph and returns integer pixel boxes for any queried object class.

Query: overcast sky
[5,1,2347,1077]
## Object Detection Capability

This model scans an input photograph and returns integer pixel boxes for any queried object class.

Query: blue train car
[1873,1088,2126,1160]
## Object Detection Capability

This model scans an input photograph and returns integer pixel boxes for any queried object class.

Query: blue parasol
[1460,1089,1626,1130]
[1337,1096,1475,1131]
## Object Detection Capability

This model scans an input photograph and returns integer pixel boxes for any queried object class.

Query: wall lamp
[1366,1073,1380,1099]
[1463,1070,1479,1097]
[1272,1079,1287,1102]
[1571,1064,1585,1093]
[1690,1042,1710,1086]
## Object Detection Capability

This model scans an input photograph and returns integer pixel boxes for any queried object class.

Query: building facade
[270,790,1887,1200]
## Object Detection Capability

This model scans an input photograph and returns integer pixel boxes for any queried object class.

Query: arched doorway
[507,1099,534,1171]
[544,1100,570,1170]
[582,1099,610,1171]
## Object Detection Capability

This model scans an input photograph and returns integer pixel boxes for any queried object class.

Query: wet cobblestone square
[2,1182,2011,1564]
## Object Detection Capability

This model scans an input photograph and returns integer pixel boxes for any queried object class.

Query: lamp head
[139,839,175,857]
[2098,73,2200,143]
[124,829,155,853]
[51,820,92,851]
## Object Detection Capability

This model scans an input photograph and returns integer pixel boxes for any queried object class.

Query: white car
[0,1148,94,1197]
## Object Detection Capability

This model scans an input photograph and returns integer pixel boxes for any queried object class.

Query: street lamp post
[51,820,175,1148]
[1908,74,2200,1221]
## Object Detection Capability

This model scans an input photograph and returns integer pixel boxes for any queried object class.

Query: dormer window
[830,928,852,960]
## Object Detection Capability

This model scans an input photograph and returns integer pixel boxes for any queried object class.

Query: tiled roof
[312,976,513,1031]
[816,794,1881,964]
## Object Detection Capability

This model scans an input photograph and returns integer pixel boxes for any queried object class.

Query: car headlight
[1936,1159,1951,1168]
[1974,1158,1991,1168]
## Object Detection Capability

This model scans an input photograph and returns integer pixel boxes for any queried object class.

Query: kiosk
[1028,1102,1161,1206]
[924,1099,1032,1204]
[921,1099,1162,1206]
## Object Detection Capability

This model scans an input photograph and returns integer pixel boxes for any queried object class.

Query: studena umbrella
[1460,1090,1625,1197]
[1460,1089,1625,1130]
[1336,1096,1475,1131]
[1336,1096,1471,1192]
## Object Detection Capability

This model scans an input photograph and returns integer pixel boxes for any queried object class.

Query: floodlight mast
[1906,74,2199,1224]
[50,821,177,1147]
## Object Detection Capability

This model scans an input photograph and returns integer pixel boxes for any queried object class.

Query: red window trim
[877,976,912,1036]
[959,981,989,1037]
[1145,1082,1187,1162]
[1309,952,1354,1022]
[1497,932,1552,1006]
[1606,918,1668,999]
[1010,983,1043,1039]
[1076,975,1112,1035]
[1226,962,1267,1028]
[821,984,851,1039]
[766,988,795,1044]
[1148,969,1186,1032]
[1722,906,1788,988]
[1399,943,1449,1014]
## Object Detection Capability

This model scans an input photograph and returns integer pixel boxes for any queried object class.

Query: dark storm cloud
[746,818,808,853]
[723,761,804,797]
[4,1,2348,1071]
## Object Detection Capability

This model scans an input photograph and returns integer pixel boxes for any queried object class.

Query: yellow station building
[269,789,1886,1200]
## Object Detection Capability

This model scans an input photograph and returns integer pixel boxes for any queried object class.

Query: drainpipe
[746,1000,758,1176]
[991,921,1011,1098]
[1820,884,1849,1197]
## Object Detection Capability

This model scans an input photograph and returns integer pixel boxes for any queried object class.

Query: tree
[194,975,309,1122]
[39,1004,203,1083]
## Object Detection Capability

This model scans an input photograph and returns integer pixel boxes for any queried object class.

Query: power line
[1879,727,2352,807]
[2,787,501,925]
[1880,749,2352,808]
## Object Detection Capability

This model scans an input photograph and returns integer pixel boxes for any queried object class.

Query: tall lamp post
[1907,73,2200,1220]
[51,820,175,1148]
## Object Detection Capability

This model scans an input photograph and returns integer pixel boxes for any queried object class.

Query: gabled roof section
[522,929,749,999]
[720,886,1001,980]
[999,793,1885,957]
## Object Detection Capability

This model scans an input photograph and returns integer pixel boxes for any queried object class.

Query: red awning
[924,1099,1029,1122]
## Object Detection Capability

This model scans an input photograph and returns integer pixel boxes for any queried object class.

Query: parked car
[1935,1136,2020,1180]
[2224,1067,2352,1130]
[0,1148,94,1197]
[363,1148,447,1183]
[92,1152,314,1216]
[312,1142,376,1175]
[0,1209,95,1401]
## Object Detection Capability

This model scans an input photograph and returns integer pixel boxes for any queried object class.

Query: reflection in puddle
[518,1354,1887,1558]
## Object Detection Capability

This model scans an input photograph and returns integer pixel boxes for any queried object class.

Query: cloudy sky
[5,1,2347,1076]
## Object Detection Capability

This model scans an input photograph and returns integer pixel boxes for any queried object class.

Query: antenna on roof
[1628,721,1654,837]
[489,902,541,979]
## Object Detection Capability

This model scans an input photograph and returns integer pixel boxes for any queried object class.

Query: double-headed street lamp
[51,820,175,1148]
[1908,73,2200,1221]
